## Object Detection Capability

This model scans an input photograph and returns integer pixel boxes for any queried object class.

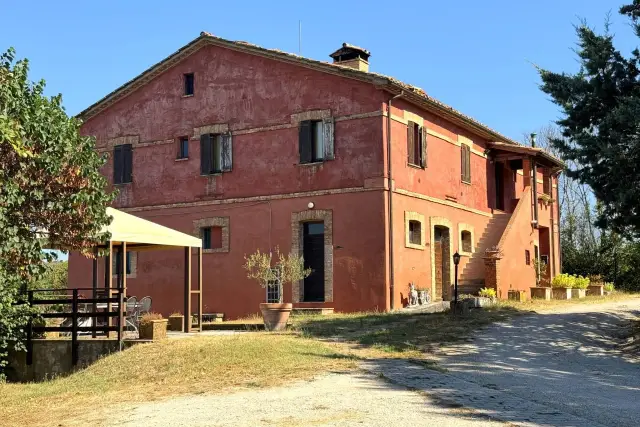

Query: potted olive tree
[244,248,311,331]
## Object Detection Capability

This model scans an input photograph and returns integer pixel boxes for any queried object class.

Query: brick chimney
[329,43,370,72]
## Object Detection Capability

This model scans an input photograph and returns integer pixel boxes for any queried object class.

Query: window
[299,118,334,164]
[200,133,232,174]
[461,231,472,253]
[266,267,282,303]
[202,227,212,250]
[113,251,133,275]
[184,73,194,96]
[543,169,552,195]
[113,144,132,184]
[178,137,189,159]
[407,121,427,167]
[299,120,324,163]
[201,226,223,250]
[461,144,471,183]
[525,249,531,265]
[409,220,421,245]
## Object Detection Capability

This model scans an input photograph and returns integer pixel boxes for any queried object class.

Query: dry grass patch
[290,306,520,362]
[0,334,355,427]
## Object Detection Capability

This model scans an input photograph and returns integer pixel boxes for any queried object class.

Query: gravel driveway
[89,299,640,427]
[366,299,640,427]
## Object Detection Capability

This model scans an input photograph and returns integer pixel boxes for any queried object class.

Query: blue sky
[1,0,636,143]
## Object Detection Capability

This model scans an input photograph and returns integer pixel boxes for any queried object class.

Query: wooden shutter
[200,134,212,175]
[322,117,335,160]
[221,133,233,172]
[113,145,123,184]
[466,145,471,182]
[407,121,415,164]
[420,126,427,168]
[299,120,313,164]
[122,144,132,183]
[461,145,471,182]
[461,145,466,181]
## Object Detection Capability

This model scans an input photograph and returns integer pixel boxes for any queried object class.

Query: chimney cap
[329,42,371,61]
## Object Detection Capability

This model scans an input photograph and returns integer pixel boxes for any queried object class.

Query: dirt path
[366,298,640,427]
[96,372,504,427]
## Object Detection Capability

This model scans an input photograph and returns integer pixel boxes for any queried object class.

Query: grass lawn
[0,334,356,427]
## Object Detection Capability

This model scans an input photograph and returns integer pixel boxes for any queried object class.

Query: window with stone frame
[461,230,472,253]
[194,217,230,253]
[113,144,132,184]
[200,133,232,175]
[409,220,422,245]
[298,118,335,164]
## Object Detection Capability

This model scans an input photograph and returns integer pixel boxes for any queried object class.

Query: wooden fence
[26,288,124,366]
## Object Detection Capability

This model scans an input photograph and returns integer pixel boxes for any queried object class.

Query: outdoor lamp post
[453,251,461,304]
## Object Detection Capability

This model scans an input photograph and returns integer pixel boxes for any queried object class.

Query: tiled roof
[78,32,533,150]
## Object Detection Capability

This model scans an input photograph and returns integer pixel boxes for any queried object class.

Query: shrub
[604,282,615,292]
[573,275,590,289]
[552,273,575,288]
[169,312,183,317]
[140,312,163,325]
[478,288,497,298]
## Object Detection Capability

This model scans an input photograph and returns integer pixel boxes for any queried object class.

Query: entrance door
[495,162,505,211]
[303,222,325,302]
[434,227,444,301]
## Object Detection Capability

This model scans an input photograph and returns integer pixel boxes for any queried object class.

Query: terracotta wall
[82,43,387,207]
[389,194,493,308]
[497,188,537,297]
[387,99,495,214]
[69,191,387,319]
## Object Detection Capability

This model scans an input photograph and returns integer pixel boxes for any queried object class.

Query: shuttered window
[407,121,427,168]
[113,144,132,184]
[200,133,232,175]
[202,227,212,250]
[408,220,421,245]
[461,144,471,183]
[299,118,335,164]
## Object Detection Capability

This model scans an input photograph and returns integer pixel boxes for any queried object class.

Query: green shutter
[299,121,313,164]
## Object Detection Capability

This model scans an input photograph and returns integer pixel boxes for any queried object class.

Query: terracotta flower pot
[260,303,292,331]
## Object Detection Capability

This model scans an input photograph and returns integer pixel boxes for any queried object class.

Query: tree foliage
[0,48,113,380]
[539,2,640,238]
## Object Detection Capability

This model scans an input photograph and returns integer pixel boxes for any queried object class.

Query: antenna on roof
[298,20,302,55]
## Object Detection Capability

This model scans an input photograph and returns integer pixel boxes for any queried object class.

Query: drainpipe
[530,134,539,227]
[387,91,403,310]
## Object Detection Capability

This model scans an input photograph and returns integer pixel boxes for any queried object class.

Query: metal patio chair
[125,296,139,333]
[138,296,152,315]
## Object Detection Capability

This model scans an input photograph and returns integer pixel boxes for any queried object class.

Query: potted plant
[604,282,615,296]
[468,287,497,308]
[551,273,574,299]
[571,275,589,299]
[244,248,311,331]
[168,312,184,331]
[139,312,168,340]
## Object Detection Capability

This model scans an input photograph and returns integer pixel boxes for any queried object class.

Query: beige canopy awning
[100,207,201,250]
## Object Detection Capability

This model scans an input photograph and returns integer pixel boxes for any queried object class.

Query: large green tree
[0,48,113,380]
[539,1,640,238]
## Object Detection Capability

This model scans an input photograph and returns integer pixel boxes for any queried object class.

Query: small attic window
[184,73,194,96]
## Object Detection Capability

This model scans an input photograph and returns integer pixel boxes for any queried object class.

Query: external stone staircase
[458,211,511,294]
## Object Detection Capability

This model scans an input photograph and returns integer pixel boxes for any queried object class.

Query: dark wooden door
[434,228,444,301]
[303,222,325,302]
[495,162,505,211]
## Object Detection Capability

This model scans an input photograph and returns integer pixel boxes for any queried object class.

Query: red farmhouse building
[69,33,563,319]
